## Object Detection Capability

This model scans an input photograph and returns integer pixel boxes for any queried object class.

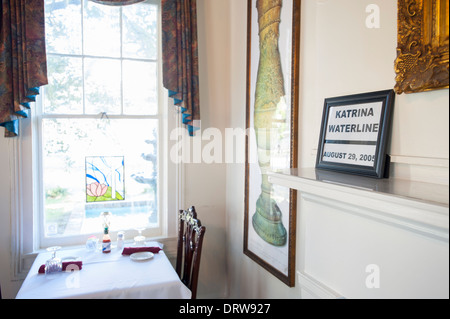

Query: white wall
[187,0,230,299]
[299,0,449,184]
[226,0,449,299]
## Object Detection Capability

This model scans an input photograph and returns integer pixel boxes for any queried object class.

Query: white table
[16,245,191,299]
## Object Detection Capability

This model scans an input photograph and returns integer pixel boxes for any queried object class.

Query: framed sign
[244,0,300,287]
[316,90,395,179]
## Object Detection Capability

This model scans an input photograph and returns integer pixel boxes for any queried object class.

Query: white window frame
[10,0,184,279]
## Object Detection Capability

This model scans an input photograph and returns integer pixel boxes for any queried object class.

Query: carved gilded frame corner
[394,0,449,94]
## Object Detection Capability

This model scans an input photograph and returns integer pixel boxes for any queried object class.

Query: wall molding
[302,192,448,241]
[389,155,449,168]
[310,150,449,168]
[8,138,26,281]
[297,271,344,299]
[309,149,449,185]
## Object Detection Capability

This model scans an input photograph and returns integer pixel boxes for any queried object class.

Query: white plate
[130,252,154,262]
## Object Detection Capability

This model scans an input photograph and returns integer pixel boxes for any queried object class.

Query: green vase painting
[252,0,287,247]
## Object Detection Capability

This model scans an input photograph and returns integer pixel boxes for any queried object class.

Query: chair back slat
[176,206,206,299]
[175,210,185,276]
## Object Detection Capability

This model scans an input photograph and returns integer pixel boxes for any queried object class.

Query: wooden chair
[176,206,206,299]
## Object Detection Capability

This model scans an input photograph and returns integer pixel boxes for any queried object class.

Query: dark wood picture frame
[244,0,300,287]
[316,90,395,179]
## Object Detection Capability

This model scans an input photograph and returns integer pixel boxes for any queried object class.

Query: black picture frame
[316,90,395,179]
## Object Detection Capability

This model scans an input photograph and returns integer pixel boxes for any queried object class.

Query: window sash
[10,0,182,281]
[44,54,159,117]
[36,115,164,247]
[36,0,168,248]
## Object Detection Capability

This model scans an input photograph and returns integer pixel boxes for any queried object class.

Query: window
[34,0,173,248]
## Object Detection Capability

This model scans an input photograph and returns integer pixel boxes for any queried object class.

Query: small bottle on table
[102,227,111,254]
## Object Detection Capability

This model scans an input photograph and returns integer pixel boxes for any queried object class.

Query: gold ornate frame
[394,0,449,94]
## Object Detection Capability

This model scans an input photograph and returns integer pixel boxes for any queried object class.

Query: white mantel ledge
[268,168,449,242]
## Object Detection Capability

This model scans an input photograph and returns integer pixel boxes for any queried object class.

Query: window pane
[83,0,120,57]
[122,2,158,59]
[123,60,158,115]
[44,56,83,114]
[45,0,82,55]
[42,118,159,237]
[84,58,121,114]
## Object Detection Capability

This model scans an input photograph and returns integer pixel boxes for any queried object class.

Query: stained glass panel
[86,156,125,202]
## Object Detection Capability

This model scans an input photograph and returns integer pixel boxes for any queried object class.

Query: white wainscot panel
[270,168,449,299]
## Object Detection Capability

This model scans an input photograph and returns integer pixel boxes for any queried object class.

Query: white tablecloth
[16,246,191,299]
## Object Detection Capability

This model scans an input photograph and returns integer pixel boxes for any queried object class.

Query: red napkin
[38,261,83,274]
[122,247,162,256]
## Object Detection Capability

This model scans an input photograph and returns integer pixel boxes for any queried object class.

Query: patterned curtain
[0,0,48,137]
[161,0,200,136]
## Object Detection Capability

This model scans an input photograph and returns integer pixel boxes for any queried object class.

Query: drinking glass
[86,236,99,252]
[134,227,146,245]
[45,246,62,275]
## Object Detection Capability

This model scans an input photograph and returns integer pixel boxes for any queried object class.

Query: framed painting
[244,0,300,287]
[394,0,449,94]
